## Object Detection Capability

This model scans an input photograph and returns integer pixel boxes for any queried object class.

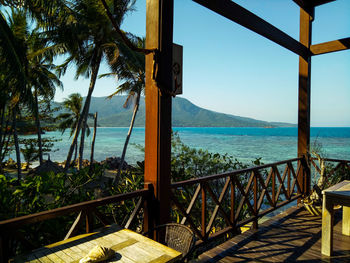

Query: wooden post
[143,183,155,237]
[272,168,276,206]
[297,7,313,197]
[253,171,258,229]
[230,177,235,225]
[144,0,174,227]
[201,183,207,239]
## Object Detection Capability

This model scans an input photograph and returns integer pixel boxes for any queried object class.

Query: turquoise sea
[25,127,350,166]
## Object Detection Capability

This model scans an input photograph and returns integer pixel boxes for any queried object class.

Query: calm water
[21,127,350,165]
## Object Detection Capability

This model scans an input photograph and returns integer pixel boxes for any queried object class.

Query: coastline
[7,127,350,168]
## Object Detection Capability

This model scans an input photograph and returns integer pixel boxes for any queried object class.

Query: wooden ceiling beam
[293,0,336,8]
[193,0,309,59]
[311,37,350,55]
[311,0,336,6]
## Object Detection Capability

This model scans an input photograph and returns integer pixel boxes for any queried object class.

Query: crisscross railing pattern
[170,157,307,244]
[310,157,350,188]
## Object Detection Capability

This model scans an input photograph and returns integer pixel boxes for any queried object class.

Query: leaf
[13,189,23,195]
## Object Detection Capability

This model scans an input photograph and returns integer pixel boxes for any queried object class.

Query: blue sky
[54,0,350,127]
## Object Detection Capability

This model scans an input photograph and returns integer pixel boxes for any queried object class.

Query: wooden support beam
[193,0,309,59]
[144,0,173,227]
[311,37,350,55]
[297,7,312,197]
[85,210,94,233]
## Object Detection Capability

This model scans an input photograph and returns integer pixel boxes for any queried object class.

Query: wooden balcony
[196,206,350,262]
[1,158,349,262]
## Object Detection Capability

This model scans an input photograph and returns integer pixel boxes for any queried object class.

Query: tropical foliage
[0,6,62,176]
[41,0,138,170]
[0,0,142,175]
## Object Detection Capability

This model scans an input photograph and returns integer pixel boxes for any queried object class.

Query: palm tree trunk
[0,105,6,173]
[64,50,102,171]
[89,112,98,172]
[12,107,21,180]
[34,89,43,165]
[78,120,86,170]
[0,116,11,164]
[73,138,78,166]
[71,123,79,167]
[113,93,140,184]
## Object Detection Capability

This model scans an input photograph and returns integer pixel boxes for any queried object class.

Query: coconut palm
[0,2,64,177]
[89,112,98,172]
[7,9,62,165]
[57,93,91,166]
[43,0,136,170]
[1,8,31,179]
[0,10,27,91]
[0,73,11,173]
[105,36,145,181]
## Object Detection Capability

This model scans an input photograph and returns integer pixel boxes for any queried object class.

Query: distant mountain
[55,96,295,127]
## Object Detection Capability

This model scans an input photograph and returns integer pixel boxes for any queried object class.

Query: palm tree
[0,73,11,173]
[106,36,145,181]
[0,10,27,91]
[0,2,64,177]
[89,112,98,172]
[7,9,62,165]
[43,0,136,171]
[57,93,91,166]
[31,65,62,165]
[2,8,31,179]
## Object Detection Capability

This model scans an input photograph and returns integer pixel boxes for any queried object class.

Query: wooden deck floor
[197,206,350,262]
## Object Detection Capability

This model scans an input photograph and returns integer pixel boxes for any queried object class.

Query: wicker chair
[145,223,196,261]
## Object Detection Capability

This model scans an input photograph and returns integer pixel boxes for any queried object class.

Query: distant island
[55,96,296,128]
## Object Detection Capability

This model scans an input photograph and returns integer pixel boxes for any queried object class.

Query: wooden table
[14,226,182,263]
[322,180,350,256]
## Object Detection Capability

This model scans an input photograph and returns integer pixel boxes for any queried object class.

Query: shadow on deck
[196,206,350,262]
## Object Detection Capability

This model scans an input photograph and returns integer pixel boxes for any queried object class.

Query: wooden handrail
[171,157,302,188]
[0,188,150,230]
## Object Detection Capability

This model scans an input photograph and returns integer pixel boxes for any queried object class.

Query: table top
[322,180,350,199]
[14,226,182,263]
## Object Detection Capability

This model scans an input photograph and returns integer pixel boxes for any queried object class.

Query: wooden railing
[0,185,153,263]
[169,157,308,246]
[2,156,331,262]
[310,157,350,188]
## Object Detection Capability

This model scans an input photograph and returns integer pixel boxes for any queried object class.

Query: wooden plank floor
[196,206,350,262]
